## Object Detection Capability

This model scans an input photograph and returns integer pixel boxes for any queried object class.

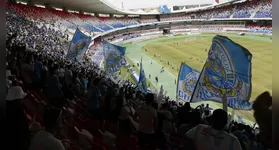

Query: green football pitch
[119,33,272,122]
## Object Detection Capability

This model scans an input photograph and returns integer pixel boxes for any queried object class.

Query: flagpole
[176,62,183,103]
[139,57,142,84]
[103,40,107,74]
[231,109,235,122]
[222,90,228,112]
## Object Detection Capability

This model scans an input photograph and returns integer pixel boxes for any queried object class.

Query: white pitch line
[252,52,261,58]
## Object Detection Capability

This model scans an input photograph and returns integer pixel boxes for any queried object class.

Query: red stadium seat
[26,113,32,121]
[94,138,109,150]
[91,141,107,150]
[74,127,92,147]
[63,119,79,141]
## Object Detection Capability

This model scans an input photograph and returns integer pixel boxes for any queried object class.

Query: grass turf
[143,34,272,100]
[115,57,156,90]
[120,33,272,122]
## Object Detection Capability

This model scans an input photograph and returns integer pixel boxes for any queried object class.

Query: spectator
[87,78,104,123]
[20,56,34,87]
[6,70,14,91]
[6,86,30,150]
[33,55,43,89]
[186,109,242,150]
[46,66,64,107]
[160,103,175,135]
[118,99,134,138]
[71,71,81,95]
[179,110,204,137]
[177,102,192,125]
[64,64,73,87]
[28,108,66,150]
[134,93,157,149]
[205,104,211,111]
[40,60,49,88]
[252,91,272,149]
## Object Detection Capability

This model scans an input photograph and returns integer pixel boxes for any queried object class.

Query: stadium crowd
[253,0,272,18]
[7,0,272,36]
[6,2,272,150]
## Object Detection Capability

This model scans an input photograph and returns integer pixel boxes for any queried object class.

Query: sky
[106,0,215,9]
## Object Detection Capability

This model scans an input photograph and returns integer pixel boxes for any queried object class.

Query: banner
[177,63,200,102]
[191,35,253,110]
[137,58,148,94]
[67,28,91,61]
[103,41,126,73]
[160,5,171,13]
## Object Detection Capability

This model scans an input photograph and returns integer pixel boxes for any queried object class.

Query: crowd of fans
[6,1,273,150]
[6,10,68,54]
[7,0,272,37]
[232,0,260,18]
[253,0,272,18]
[160,15,191,22]
[195,0,271,19]
[195,5,234,20]
[246,24,272,34]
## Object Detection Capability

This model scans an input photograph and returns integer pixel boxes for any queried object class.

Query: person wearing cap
[6,86,30,150]
[28,108,65,150]
[185,109,242,150]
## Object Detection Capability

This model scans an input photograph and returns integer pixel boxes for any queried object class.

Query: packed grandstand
[6,0,272,150]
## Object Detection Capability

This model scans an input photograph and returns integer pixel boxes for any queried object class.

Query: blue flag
[67,28,91,61]
[191,35,253,110]
[103,41,126,73]
[177,63,200,102]
[137,58,148,93]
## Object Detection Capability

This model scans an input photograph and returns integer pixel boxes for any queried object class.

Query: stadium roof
[20,0,243,15]
[20,0,156,15]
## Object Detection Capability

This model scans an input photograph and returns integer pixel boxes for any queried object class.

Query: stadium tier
[6,1,272,150]
[6,0,272,36]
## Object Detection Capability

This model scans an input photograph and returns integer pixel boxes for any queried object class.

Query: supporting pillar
[62,6,68,12]
[44,3,52,9]
[27,0,34,5]
[79,10,84,14]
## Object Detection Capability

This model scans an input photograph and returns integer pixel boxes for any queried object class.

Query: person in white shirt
[205,104,211,112]
[134,93,157,149]
[185,109,242,150]
[29,108,67,150]
[118,99,135,138]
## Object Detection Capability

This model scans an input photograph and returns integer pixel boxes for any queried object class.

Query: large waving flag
[67,28,91,61]
[191,35,253,110]
[103,41,126,73]
[137,58,148,93]
[177,63,200,102]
